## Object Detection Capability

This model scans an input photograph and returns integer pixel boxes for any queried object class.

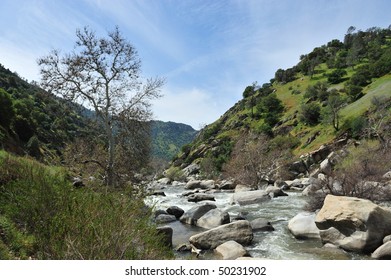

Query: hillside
[0,63,93,160]
[0,64,197,170]
[151,120,197,161]
[171,26,391,183]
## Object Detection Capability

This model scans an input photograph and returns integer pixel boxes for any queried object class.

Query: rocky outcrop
[182,163,200,176]
[179,203,216,225]
[288,212,320,239]
[189,220,253,249]
[231,190,270,206]
[214,240,248,260]
[315,195,391,253]
[196,208,230,229]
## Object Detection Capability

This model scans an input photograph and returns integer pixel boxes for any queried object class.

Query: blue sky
[0,0,390,128]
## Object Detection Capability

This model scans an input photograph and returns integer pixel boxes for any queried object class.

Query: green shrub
[299,102,321,125]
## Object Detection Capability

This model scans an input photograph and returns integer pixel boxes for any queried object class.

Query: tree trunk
[106,119,115,187]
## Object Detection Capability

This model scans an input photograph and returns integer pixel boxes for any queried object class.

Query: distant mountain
[151,120,197,161]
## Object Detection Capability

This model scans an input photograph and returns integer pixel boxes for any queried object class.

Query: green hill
[151,120,197,161]
[172,26,391,183]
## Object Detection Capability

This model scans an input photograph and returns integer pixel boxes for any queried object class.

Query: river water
[145,183,370,260]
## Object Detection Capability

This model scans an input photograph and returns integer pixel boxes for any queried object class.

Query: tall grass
[0,152,173,259]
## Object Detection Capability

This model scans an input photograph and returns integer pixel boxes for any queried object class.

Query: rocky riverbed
[145,176,391,260]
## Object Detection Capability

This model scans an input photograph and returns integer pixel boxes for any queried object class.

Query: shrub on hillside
[299,102,321,126]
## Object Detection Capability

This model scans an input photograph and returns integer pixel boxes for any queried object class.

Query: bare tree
[38,26,164,187]
[223,132,290,186]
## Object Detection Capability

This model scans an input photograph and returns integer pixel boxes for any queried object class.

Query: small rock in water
[166,206,184,219]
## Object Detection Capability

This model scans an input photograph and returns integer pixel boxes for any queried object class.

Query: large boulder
[196,209,230,229]
[288,212,320,239]
[179,203,216,225]
[214,240,248,260]
[231,190,270,206]
[166,206,184,219]
[200,180,215,189]
[185,180,202,190]
[189,220,254,249]
[371,241,391,259]
[315,195,391,253]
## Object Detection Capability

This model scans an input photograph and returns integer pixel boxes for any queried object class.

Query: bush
[344,116,367,139]
[327,69,347,84]
[299,102,321,125]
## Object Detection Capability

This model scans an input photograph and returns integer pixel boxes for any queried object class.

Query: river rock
[196,209,230,229]
[156,226,173,247]
[154,209,168,217]
[219,180,236,190]
[265,185,288,198]
[200,180,215,189]
[188,193,216,203]
[166,206,184,219]
[179,203,217,225]
[185,180,202,189]
[384,235,391,243]
[155,214,177,224]
[231,190,270,206]
[214,240,248,260]
[371,241,391,259]
[288,212,320,239]
[250,218,274,232]
[315,195,391,253]
[157,177,172,185]
[189,220,254,249]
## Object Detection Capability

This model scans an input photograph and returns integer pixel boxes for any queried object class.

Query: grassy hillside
[173,26,391,181]
[0,151,173,259]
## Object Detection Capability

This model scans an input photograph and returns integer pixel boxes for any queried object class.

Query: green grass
[0,152,173,260]
[341,74,391,120]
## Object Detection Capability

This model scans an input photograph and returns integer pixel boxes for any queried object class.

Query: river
[145,183,370,260]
